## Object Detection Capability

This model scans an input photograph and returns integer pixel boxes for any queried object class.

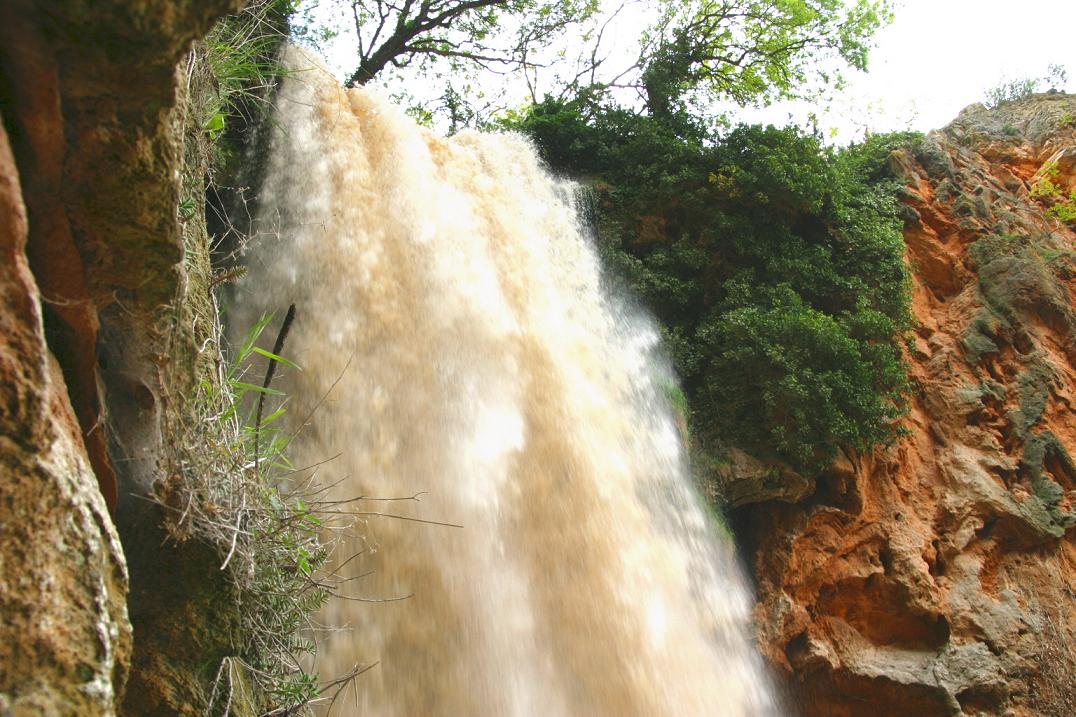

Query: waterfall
[235,46,779,716]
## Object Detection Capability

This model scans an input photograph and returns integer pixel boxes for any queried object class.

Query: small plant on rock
[158,312,340,715]
[1031,161,1076,222]
[985,77,1039,108]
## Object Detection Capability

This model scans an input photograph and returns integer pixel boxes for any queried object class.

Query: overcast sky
[311,0,1075,142]
[741,0,1076,142]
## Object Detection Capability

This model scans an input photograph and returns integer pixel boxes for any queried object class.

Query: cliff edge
[739,93,1076,716]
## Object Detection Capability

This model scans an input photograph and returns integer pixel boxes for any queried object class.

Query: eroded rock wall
[0,1,237,713]
[740,94,1076,716]
[0,112,131,717]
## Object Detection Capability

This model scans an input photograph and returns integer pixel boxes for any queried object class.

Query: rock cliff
[738,94,1076,716]
[2,3,1073,713]
[0,1,236,713]
[0,109,131,717]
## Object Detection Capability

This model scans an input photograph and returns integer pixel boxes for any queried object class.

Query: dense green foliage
[510,101,913,473]
[1031,161,1076,222]
[636,0,892,116]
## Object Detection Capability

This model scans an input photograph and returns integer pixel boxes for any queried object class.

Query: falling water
[235,47,779,716]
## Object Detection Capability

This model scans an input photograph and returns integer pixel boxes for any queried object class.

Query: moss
[955,378,1008,408]
[1038,245,1076,276]
[1022,431,1073,481]
[952,195,975,217]
[968,233,1024,268]
[1007,355,1057,438]
[962,310,1004,364]
[980,377,1008,402]
[980,253,1066,322]
[970,232,1073,333]
[952,193,989,219]
[913,138,955,179]
[120,512,244,717]
[964,231,1076,537]
[1020,431,1076,530]
[964,233,1075,368]
[934,179,957,202]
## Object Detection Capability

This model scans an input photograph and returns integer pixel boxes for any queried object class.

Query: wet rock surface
[0,115,131,717]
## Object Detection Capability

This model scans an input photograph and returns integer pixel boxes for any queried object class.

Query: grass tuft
[160,2,355,713]
[156,312,338,715]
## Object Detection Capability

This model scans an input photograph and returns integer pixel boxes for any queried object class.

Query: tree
[589,0,893,116]
[292,0,891,124]
[293,0,596,87]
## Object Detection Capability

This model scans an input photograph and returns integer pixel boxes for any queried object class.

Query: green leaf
[231,381,284,396]
[259,405,288,426]
[253,346,301,370]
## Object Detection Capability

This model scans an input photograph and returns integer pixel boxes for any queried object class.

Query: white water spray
[236,47,779,716]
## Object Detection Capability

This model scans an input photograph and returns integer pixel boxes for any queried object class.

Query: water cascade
[236,47,779,716]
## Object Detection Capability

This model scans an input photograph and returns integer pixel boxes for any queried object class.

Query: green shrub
[697,285,907,470]
[1030,162,1076,222]
[510,102,913,474]
[985,77,1039,108]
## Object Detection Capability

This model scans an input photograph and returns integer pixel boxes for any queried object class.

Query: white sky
[309,0,1076,142]
[742,0,1076,142]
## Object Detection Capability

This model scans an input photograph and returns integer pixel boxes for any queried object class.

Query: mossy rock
[963,233,1075,370]
[914,138,956,179]
[119,508,245,717]
[1007,355,1058,438]
[952,193,990,219]
[962,309,1005,364]
[970,233,1073,326]
[955,378,1008,409]
[979,253,1067,321]
[1020,431,1076,532]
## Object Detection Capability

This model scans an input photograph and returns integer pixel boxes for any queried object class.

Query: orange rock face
[0,111,132,717]
[739,94,1076,717]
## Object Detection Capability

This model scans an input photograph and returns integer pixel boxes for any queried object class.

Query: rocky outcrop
[739,94,1076,716]
[0,1,236,713]
[714,448,816,507]
[0,112,131,717]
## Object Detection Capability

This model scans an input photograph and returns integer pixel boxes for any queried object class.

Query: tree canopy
[324,0,596,87]
[508,102,914,473]
[291,0,892,122]
[630,0,893,115]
